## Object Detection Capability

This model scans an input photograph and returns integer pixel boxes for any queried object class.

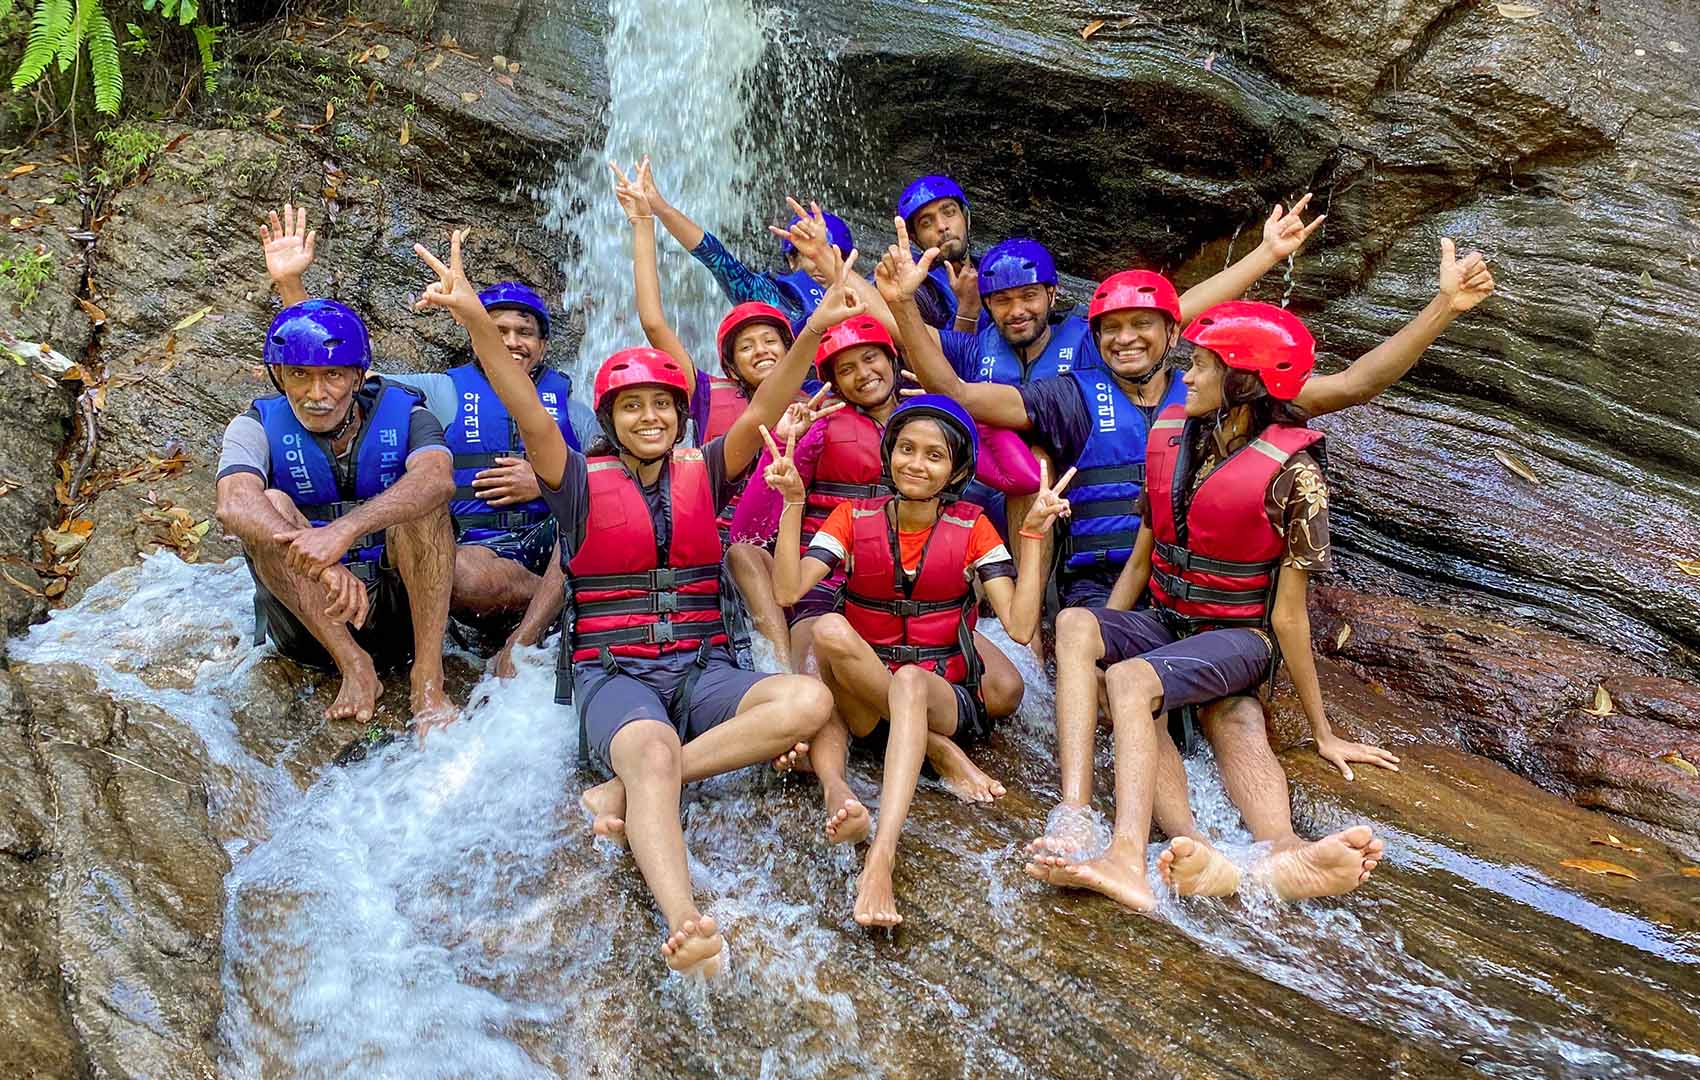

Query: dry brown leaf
[495,74,515,89]
[78,297,107,324]
[171,305,213,331]
[325,101,336,123]
[1680,867,1700,878]
[399,120,410,146]
[1581,683,1614,717]
[425,52,445,73]
[508,62,521,74]
[42,576,67,598]
[1492,447,1541,484]
[1494,3,1542,18]
[1559,858,1638,880]
[1081,19,1105,40]
[264,106,284,121]
[1335,624,1352,650]
[59,364,87,383]
[0,568,44,597]
[367,80,380,106]
[1658,751,1699,779]
[1675,558,1700,577]
[460,91,481,104]
[356,46,374,64]
[371,44,391,60]
[41,526,89,559]
[6,163,38,178]
[1590,834,1645,854]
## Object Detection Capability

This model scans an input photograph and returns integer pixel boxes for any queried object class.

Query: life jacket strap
[812,480,888,501]
[452,451,509,472]
[843,591,966,618]
[572,617,729,649]
[1061,529,1135,560]
[1074,462,1145,487]
[1152,568,1273,609]
[574,591,722,617]
[1068,499,1136,521]
[571,564,720,593]
[870,643,961,665]
[1155,540,1281,577]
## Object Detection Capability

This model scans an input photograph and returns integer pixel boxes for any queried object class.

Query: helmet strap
[329,400,361,443]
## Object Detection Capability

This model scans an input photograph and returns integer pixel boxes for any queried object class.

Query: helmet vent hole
[1198,318,1214,325]
[1137,286,1155,294]
[1275,361,1292,370]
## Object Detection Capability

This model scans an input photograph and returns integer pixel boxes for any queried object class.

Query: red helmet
[1181,301,1315,401]
[815,315,896,384]
[1088,270,1181,329]
[715,302,794,377]
[592,347,693,412]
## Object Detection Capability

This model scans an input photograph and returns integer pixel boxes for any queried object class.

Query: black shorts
[1089,607,1273,713]
[249,558,414,672]
[573,648,773,771]
[860,681,992,750]
[787,575,843,626]
[460,517,557,576]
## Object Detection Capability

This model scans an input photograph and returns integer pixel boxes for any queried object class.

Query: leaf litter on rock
[1581,684,1614,717]
[1559,858,1638,880]
[172,306,213,331]
[1491,447,1541,484]
[1081,19,1106,40]
[1590,834,1645,854]
[1494,3,1542,18]
[1657,751,1698,778]
[1674,558,1700,576]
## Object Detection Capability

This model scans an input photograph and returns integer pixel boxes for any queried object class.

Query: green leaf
[11,0,72,92]
[86,6,122,115]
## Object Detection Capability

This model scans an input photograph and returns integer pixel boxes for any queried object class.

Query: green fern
[85,4,120,114]
[11,0,214,117]
[11,0,70,92]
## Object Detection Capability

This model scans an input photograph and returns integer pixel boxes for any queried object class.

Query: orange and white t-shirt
[805,503,1015,583]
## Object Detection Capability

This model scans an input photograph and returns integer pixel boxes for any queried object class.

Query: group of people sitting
[215,163,1496,979]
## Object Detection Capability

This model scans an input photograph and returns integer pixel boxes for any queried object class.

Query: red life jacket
[841,496,981,685]
[565,448,728,662]
[1144,404,1324,631]
[703,376,748,442]
[802,407,886,543]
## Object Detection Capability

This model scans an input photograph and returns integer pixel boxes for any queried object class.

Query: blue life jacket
[769,268,826,333]
[1060,368,1188,571]
[914,256,992,333]
[973,311,1096,386]
[444,362,579,542]
[255,381,416,578]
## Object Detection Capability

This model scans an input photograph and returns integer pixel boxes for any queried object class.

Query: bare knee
[779,676,834,735]
[1056,607,1104,654]
[810,614,857,661]
[1105,659,1163,714]
[890,664,932,703]
[610,721,682,782]
[725,542,767,580]
[1200,695,1269,748]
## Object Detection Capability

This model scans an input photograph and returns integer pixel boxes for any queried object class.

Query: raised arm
[875,218,1030,431]
[1295,238,1495,417]
[762,425,834,607]
[414,230,570,489]
[258,202,317,306]
[1177,195,1325,323]
[987,463,1076,644]
[640,160,707,252]
[612,158,694,372]
[770,198,902,341]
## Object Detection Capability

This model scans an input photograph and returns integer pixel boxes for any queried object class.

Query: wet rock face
[787,0,1700,666]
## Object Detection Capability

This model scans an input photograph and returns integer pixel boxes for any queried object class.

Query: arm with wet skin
[1104,524,1156,611]
[258,202,316,306]
[414,229,572,489]
[272,447,454,580]
[876,221,1032,431]
[1176,195,1326,323]
[763,425,834,608]
[612,158,696,376]
[1294,238,1496,417]
[986,462,1076,644]
[495,541,566,678]
[217,471,371,627]
[1268,562,1400,780]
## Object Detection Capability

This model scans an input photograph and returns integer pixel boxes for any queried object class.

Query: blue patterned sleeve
[690,231,794,315]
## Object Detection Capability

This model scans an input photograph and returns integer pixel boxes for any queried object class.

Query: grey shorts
[249,557,414,672]
[573,648,774,770]
[460,517,558,577]
[1088,607,1274,713]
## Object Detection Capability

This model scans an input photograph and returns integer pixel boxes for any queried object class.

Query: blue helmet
[978,238,1057,297]
[779,211,855,259]
[897,175,970,229]
[478,281,551,338]
[881,393,980,498]
[264,299,372,370]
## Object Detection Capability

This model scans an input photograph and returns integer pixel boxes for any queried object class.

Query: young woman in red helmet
[413,230,855,979]
[1025,301,1401,913]
[766,394,1073,927]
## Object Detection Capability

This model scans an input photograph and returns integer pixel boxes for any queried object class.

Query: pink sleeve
[974,422,1041,496]
[728,423,827,543]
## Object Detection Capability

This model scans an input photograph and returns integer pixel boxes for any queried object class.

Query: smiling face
[828,345,895,408]
[276,364,361,433]
[729,322,788,387]
[985,284,1054,350]
[610,385,681,456]
[910,198,969,263]
[491,308,545,371]
[887,417,960,501]
[1181,346,1228,417]
[1095,309,1177,383]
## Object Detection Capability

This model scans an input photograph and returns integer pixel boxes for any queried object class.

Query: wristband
[783,501,806,509]
[1018,528,1045,540]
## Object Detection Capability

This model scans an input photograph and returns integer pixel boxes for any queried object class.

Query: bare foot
[853,851,902,927]
[1024,837,1156,913]
[409,675,460,748]
[824,797,871,846]
[580,778,628,848]
[927,736,1005,803]
[771,741,810,773]
[1157,836,1241,897]
[1257,825,1385,902]
[660,916,724,978]
[326,656,382,723]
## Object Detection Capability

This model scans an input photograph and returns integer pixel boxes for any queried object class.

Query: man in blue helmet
[258,204,594,621]
[215,298,460,739]
[635,156,852,333]
[895,174,983,333]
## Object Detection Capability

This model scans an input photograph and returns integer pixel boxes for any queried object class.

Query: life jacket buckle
[648,568,677,590]
[885,645,921,663]
[651,592,680,614]
[648,621,678,645]
[889,598,919,617]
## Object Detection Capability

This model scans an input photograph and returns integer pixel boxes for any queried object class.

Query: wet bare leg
[1025,607,1105,859]
[727,543,791,671]
[813,714,870,845]
[608,720,723,977]
[450,543,541,616]
[973,630,1024,720]
[855,665,961,927]
[388,506,459,742]
[1025,658,1163,913]
[811,614,894,845]
[251,491,381,723]
[580,777,628,847]
[926,733,1004,803]
[1257,825,1386,901]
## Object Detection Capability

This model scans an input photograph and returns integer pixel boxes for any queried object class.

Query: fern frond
[11,0,73,92]
[86,6,122,114]
[54,0,92,73]
[0,1,16,23]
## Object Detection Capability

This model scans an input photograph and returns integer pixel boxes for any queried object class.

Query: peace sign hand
[1438,237,1495,313]
[875,215,940,305]
[804,248,867,333]
[1261,192,1326,260]
[1021,459,1076,536]
[412,228,483,326]
[895,368,927,399]
[760,423,806,503]
[772,385,845,445]
[608,156,654,223]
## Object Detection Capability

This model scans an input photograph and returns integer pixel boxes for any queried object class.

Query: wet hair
[887,413,974,489]
[589,388,691,457]
[1221,369,1312,429]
